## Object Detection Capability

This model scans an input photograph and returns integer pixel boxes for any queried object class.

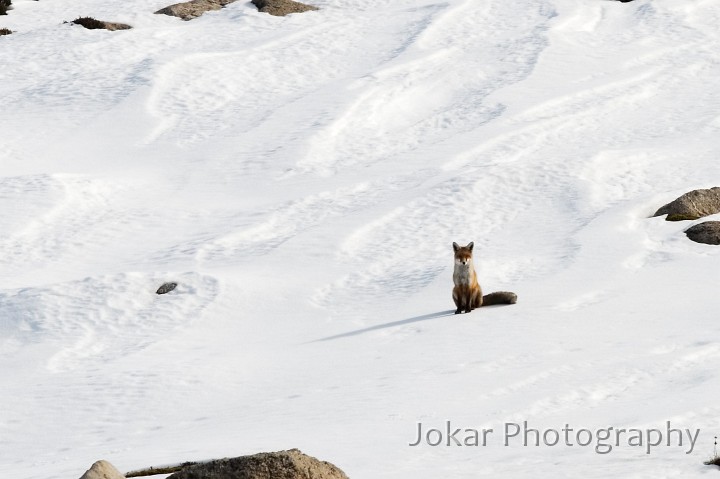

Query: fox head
[452,241,474,266]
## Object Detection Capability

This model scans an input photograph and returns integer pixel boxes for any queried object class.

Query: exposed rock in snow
[156,281,178,294]
[79,460,125,479]
[653,187,720,221]
[252,0,318,16]
[685,221,720,245]
[71,17,132,31]
[155,0,237,20]
[167,449,349,479]
[0,0,11,16]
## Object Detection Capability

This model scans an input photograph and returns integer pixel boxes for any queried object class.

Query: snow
[1,0,720,477]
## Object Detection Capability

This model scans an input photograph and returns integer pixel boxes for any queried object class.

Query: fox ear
[452,242,459,252]
[467,242,474,251]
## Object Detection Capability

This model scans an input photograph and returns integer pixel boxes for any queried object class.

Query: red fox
[452,241,517,314]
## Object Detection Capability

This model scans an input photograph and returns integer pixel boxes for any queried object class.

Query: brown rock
[252,0,318,16]
[79,460,125,479]
[103,22,132,31]
[71,17,132,30]
[167,449,349,479]
[685,221,720,245]
[155,0,237,21]
[653,187,720,221]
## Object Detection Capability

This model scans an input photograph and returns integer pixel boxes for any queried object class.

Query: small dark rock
[653,187,720,221]
[0,28,11,35]
[156,282,178,295]
[252,0,318,16]
[685,221,720,245]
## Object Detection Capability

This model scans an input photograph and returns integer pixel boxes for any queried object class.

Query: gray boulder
[653,187,720,221]
[252,0,318,16]
[101,22,132,31]
[156,282,178,294]
[155,0,237,20]
[167,449,349,479]
[685,221,720,245]
[79,460,125,479]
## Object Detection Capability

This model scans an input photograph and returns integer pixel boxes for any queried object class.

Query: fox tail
[482,291,517,306]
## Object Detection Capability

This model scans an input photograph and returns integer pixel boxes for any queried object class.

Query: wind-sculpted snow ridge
[0,174,125,273]
[0,272,219,372]
[297,0,557,176]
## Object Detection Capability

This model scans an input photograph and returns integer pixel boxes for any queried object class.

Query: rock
[252,0,318,16]
[167,449,349,479]
[100,21,132,31]
[0,28,11,35]
[155,0,237,20]
[71,17,132,30]
[653,187,720,221]
[0,0,11,16]
[79,460,125,479]
[156,282,178,294]
[685,221,720,245]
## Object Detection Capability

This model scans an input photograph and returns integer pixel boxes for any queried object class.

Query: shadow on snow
[311,309,457,342]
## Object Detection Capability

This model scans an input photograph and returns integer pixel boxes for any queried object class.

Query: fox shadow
[311,309,457,342]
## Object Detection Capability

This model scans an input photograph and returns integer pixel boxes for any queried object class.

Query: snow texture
[1,0,720,477]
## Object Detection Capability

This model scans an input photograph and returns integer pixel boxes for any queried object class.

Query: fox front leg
[454,296,462,314]
[461,296,472,314]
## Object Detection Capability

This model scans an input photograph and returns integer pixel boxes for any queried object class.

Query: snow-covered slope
[2,0,720,477]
